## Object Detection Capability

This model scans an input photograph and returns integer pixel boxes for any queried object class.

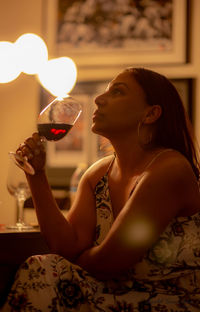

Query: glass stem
[16,196,25,225]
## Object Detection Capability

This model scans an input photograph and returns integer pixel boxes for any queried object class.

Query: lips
[92,110,103,120]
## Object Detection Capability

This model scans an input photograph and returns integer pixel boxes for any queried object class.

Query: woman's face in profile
[92,71,149,138]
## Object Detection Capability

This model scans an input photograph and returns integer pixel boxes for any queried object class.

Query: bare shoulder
[149,149,197,183]
[82,155,115,189]
[144,149,200,215]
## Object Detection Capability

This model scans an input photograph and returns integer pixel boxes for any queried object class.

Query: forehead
[109,71,144,95]
[112,71,133,83]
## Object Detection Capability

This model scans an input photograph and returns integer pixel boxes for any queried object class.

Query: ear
[143,105,162,124]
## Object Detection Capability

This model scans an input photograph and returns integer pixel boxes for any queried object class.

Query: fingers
[15,132,46,174]
[16,132,46,159]
[20,144,33,160]
[24,138,39,158]
[32,132,42,141]
[27,132,45,147]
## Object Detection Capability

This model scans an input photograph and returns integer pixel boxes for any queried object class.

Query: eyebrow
[107,82,129,90]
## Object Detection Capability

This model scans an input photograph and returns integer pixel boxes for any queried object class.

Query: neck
[109,135,160,176]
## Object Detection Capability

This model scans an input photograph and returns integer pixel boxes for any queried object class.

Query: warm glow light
[0,41,21,83]
[15,33,48,75]
[37,57,77,98]
[0,33,78,92]
[123,217,155,247]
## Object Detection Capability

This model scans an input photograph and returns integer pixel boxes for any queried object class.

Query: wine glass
[9,95,82,175]
[7,157,33,230]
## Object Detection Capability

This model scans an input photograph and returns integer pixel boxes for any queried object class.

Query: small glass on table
[7,157,33,230]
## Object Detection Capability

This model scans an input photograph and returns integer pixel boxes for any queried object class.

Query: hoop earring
[137,121,152,147]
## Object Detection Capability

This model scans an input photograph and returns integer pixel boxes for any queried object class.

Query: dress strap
[106,153,116,175]
[129,148,173,197]
[144,148,173,172]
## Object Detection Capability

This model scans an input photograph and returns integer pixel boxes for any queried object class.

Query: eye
[110,87,123,95]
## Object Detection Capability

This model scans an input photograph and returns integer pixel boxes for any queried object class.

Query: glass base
[9,152,35,175]
[6,222,34,231]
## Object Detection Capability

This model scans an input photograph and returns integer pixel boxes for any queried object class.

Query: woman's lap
[2,254,96,311]
[2,254,200,312]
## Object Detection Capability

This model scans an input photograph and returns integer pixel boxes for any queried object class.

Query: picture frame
[171,79,193,119]
[44,0,187,69]
[40,78,192,168]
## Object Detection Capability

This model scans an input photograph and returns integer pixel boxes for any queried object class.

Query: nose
[95,93,106,106]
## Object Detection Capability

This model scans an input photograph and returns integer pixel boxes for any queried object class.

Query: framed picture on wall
[171,79,193,118]
[45,0,187,68]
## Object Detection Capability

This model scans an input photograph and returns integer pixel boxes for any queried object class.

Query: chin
[91,123,105,136]
[91,122,99,132]
[91,125,101,135]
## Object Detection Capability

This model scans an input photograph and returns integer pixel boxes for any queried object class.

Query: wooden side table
[0,227,50,307]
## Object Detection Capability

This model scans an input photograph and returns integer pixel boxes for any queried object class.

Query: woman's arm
[26,169,97,262]
[17,133,97,262]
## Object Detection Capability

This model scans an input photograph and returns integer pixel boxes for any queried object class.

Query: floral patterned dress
[2,171,200,311]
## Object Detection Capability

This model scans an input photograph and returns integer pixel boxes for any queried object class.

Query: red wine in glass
[37,123,72,141]
[9,95,82,175]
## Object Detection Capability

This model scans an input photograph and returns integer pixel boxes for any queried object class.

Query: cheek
[124,101,148,123]
[91,101,146,134]
[111,106,137,125]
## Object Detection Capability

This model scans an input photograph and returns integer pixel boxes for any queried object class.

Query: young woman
[3,68,200,311]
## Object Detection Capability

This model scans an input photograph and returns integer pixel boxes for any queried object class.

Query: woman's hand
[16,132,46,174]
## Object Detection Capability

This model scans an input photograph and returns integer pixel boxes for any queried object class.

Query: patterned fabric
[2,171,200,311]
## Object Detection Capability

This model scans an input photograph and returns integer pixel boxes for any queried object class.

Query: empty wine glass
[9,95,82,175]
[7,157,33,230]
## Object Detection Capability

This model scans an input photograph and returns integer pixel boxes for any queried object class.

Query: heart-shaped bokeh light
[0,41,21,83]
[15,33,48,75]
[37,57,77,98]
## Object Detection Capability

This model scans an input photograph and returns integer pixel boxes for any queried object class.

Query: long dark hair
[126,67,200,180]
